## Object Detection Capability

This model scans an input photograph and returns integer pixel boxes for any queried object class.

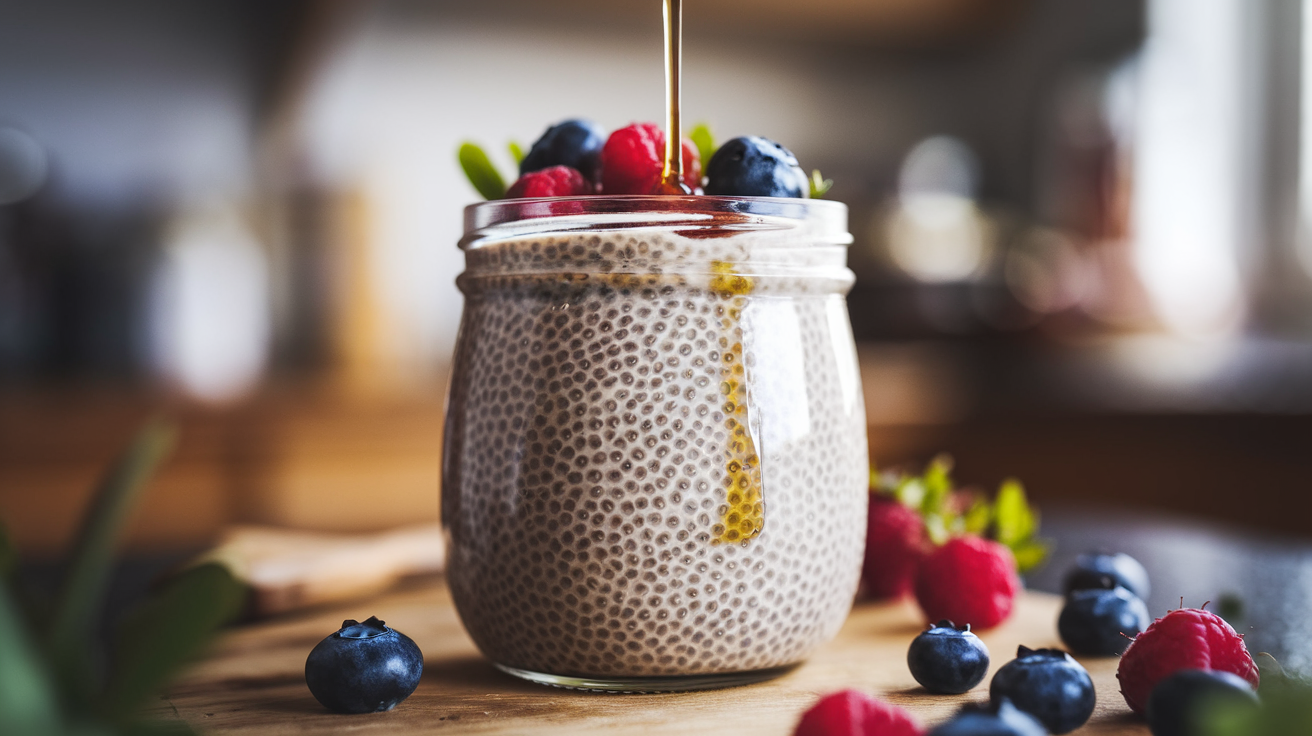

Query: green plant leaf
[919,455,953,517]
[690,123,715,171]
[508,141,526,165]
[992,478,1036,548]
[48,419,177,699]
[0,582,61,733]
[458,142,506,200]
[962,496,992,535]
[101,563,246,723]
[809,169,834,198]
[1010,539,1051,574]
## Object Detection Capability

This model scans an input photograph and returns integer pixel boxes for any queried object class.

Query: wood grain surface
[149,580,1149,735]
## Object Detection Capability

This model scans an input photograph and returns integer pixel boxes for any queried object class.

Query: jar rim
[461,195,848,248]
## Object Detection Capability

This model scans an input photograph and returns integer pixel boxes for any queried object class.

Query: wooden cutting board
[148,580,1149,735]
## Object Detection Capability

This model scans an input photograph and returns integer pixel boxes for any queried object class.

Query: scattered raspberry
[861,496,927,600]
[505,166,594,198]
[914,536,1019,630]
[600,122,701,194]
[794,690,923,736]
[1116,606,1259,714]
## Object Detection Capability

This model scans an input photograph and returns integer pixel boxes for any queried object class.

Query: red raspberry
[505,165,593,198]
[600,122,701,194]
[913,536,1019,630]
[1116,607,1259,714]
[794,689,923,736]
[861,496,927,600]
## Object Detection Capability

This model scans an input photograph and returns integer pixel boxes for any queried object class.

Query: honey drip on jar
[653,0,693,195]
[710,261,764,543]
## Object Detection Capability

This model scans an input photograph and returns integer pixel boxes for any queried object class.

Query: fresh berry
[914,536,1020,630]
[1063,552,1150,600]
[989,646,1096,734]
[793,689,923,736]
[1145,669,1260,736]
[505,166,594,198]
[599,122,700,194]
[704,136,810,198]
[1058,585,1150,656]
[907,620,990,694]
[862,496,928,600]
[520,119,606,182]
[305,616,423,714]
[926,698,1047,736]
[1117,606,1259,715]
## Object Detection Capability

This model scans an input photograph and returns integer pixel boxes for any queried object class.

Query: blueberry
[990,646,1095,734]
[1057,585,1150,656]
[1063,552,1150,600]
[908,619,991,694]
[305,616,423,714]
[703,136,810,198]
[520,119,606,183]
[1146,669,1259,736]
[926,697,1048,736]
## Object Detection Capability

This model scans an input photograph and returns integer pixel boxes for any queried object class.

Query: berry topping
[793,690,924,736]
[600,122,700,195]
[1146,669,1260,736]
[907,620,991,695]
[1116,606,1259,715]
[914,536,1020,631]
[1063,552,1151,600]
[505,166,594,199]
[520,119,606,183]
[704,136,810,198]
[1058,585,1150,656]
[989,646,1096,734]
[926,698,1047,736]
[862,495,928,600]
[304,616,424,714]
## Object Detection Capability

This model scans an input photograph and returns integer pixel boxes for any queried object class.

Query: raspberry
[793,690,923,736]
[600,122,701,194]
[505,166,593,198]
[913,536,1019,631]
[1116,606,1259,715]
[861,496,927,600]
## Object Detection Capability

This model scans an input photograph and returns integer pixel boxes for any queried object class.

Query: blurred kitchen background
[4,0,1312,656]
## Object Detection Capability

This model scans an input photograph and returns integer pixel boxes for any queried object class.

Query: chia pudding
[442,196,868,687]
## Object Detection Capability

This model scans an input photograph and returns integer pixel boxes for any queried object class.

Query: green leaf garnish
[0,584,61,733]
[48,419,176,695]
[101,563,246,721]
[809,169,834,198]
[508,141,526,165]
[690,123,716,171]
[458,142,506,200]
[871,457,1049,573]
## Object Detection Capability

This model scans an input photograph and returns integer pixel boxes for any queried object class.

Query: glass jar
[442,195,868,691]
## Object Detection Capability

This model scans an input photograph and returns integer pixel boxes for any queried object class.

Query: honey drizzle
[654,0,693,195]
[710,261,764,543]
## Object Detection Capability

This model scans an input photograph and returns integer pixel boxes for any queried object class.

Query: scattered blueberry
[1063,552,1150,600]
[703,136,810,198]
[990,646,1095,734]
[1146,669,1260,736]
[305,616,423,714]
[926,697,1047,736]
[907,619,991,694]
[521,119,606,183]
[1058,585,1150,656]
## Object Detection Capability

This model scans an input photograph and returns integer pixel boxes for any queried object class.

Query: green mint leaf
[992,478,1036,548]
[690,123,716,171]
[809,169,834,198]
[919,455,953,518]
[924,513,949,546]
[0,583,61,732]
[102,563,247,722]
[1010,539,1051,574]
[508,141,526,165]
[49,419,176,701]
[962,495,992,535]
[458,142,506,200]
[896,477,925,509]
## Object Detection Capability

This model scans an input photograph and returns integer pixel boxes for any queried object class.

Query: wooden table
[149,579,1148,735]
